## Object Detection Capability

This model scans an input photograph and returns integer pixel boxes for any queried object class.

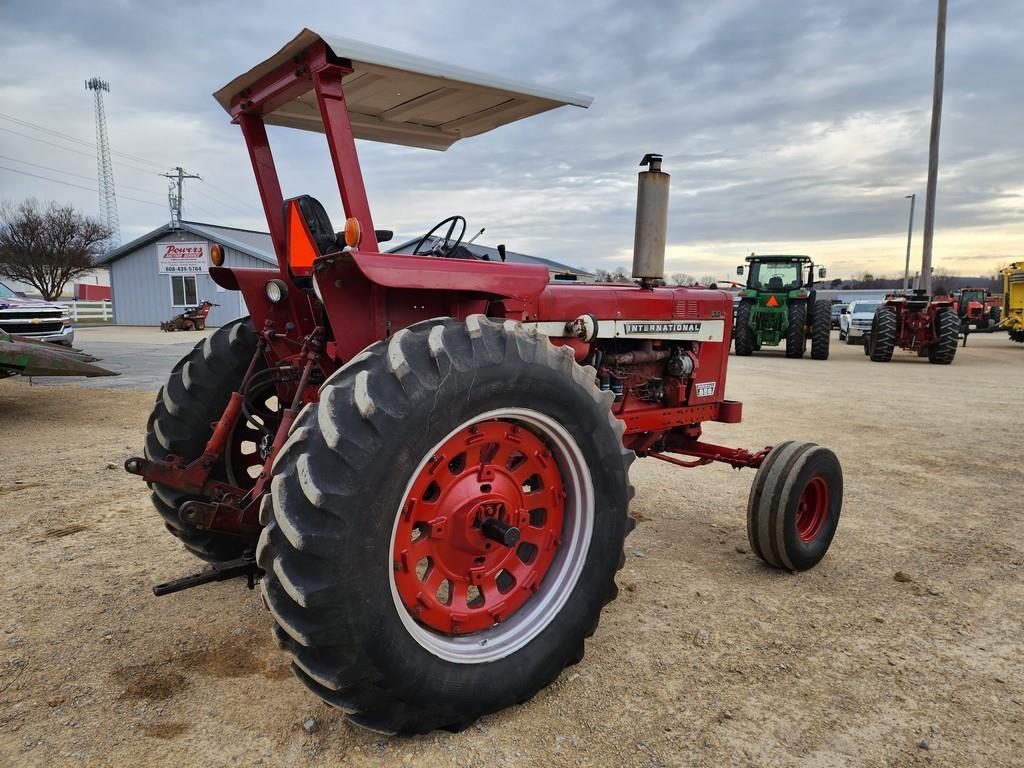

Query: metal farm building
[98,221,275,327]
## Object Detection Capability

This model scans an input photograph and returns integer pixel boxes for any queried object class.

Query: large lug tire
[869,307,897,362]
[810,299,831,360]
[734,302,755,356]
[257,315,635,735]
[1010,328,1024,343]
[928,308,960,364]
[785,301,807,358]
[145,317,262,562]
[746,441,842,571]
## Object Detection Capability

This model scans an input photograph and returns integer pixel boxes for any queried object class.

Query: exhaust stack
[632,153,670,289]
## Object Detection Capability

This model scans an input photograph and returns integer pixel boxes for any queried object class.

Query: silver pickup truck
[0,281,74,346]
[838,299,881,344]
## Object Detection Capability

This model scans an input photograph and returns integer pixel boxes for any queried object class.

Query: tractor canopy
[742,256,812,294]
[213,29,593,151]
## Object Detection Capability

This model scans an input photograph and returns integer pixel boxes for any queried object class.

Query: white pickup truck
[0,280,74,345]
[839,299,882,344]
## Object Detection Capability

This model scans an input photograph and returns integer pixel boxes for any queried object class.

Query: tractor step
[152,556,262,596]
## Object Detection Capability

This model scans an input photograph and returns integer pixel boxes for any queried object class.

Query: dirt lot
[1,333,1021,767]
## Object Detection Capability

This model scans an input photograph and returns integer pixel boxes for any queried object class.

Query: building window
[171,275,198,307]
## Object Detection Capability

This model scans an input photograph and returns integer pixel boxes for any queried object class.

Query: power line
[0,153,165,198]
[0,126,164,176]
[0,111,167,170]
[0,165,167,208]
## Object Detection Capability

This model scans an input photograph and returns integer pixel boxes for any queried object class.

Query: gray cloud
[1,0,1021,276]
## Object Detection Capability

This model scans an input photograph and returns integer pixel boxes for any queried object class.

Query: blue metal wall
[110,239,270,326]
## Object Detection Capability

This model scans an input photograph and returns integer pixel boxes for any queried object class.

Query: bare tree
[669,272,695,286]
[0,200,112,300]
[610,267,631,283]
[698,275,718,286]
[592,268,611,283]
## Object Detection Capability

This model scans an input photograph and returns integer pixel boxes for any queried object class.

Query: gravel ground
[0,332,1021,767]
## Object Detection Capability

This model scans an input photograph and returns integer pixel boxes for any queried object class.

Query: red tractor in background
[952,287,1002,343]
[124,29,844,735]
[867,289,959,364]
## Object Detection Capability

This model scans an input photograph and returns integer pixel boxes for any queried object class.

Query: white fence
[59,299,113,322]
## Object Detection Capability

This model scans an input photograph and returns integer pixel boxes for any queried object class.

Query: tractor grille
[674,299,698,318]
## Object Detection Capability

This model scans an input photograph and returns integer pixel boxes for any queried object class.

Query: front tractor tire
[734,302,755,356]
[145,318,263,562]
[257,316,635,735]
[785,301,807,358]
[747,441,843,571]
[927,308,959,364]
[869,307,897,362]
[810,298,831,360]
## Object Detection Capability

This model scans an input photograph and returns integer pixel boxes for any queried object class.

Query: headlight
[265,279,288,303]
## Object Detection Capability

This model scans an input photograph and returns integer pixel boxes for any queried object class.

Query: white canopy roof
[213,29,593,151]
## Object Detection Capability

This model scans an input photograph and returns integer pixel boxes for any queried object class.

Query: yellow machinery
[1002,262,1024,343]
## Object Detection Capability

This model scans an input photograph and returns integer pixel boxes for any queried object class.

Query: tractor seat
[768,276,784,291]
[287,195,339,255]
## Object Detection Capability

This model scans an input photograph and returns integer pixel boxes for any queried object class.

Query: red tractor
[866,289,959,364]
[125,30,843,734]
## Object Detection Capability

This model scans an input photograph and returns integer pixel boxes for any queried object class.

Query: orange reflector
[343,217,361,248]
[287,201,319,270]
[766,295,780,307]
[210,242,225,267]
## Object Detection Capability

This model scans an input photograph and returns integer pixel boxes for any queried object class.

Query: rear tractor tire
[145,317,265,562]
[869,307,897,362]
[785,301,807,358]
[746,441,842,571]
[810,299,831,360]
[257,315,635,735]
[927,308,959,364]
[734,302,755,356]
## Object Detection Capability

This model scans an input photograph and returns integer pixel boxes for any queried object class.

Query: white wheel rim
[388,407,594,664]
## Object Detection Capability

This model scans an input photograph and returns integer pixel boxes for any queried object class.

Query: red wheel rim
[796,475,829,543]
[392,419,566,635]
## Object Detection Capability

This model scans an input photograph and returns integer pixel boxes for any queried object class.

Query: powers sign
[157,242,209,274]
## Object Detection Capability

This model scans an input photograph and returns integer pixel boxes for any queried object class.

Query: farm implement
[0,328,116,379]
[123,29,843,734]
[160,300,218,331]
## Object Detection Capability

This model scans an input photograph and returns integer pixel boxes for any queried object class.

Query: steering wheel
[412,215,467,257]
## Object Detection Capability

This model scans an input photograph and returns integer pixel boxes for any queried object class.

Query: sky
[1,0,1021,281]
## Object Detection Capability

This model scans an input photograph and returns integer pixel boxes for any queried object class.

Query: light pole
[920,0,947,295]
[903,193,916,292]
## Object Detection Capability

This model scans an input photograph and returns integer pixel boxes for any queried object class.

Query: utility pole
[903,193,916,292]
[920,0,947,295]
[161,166,201,228]
[85,78,120,246]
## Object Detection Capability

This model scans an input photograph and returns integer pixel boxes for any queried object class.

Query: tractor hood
[213,28,593,151]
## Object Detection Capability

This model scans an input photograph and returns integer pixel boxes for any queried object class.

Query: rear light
[343,217,361,248]
[265,279,288,303]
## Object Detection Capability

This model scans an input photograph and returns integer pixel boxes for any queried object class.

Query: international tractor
[1000,262,1024,343]
[732,254,832,359]
[125,29,844,735]
[866,289,959,363]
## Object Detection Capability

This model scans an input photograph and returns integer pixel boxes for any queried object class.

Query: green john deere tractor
[733,254,831,360]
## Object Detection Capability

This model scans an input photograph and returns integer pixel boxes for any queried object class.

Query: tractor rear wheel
[746,441,842,571]
[869,307,897,362]
[734,302,755,356]
[145,317,263,562]
[1011,328,1024,343]
[257,315,635,734]
[810,299,831,360]
[928,308,959,364]
[785,301,807,358]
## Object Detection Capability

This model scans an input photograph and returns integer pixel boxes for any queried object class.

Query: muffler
[632,153,670,289]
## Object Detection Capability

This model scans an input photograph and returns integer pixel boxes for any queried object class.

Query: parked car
[831,302,846,329]
[839,299,881,344]
[0,281,74,345]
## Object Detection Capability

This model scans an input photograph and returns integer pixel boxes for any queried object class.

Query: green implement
[0,328,118,379]
[733,254,832,360]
